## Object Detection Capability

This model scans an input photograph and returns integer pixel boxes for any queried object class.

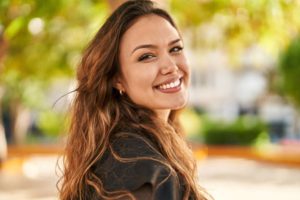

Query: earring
[119,90,124,95]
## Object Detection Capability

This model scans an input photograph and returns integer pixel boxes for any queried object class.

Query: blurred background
[1,0,300,199]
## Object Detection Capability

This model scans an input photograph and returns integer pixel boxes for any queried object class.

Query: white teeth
[158,79,181,90]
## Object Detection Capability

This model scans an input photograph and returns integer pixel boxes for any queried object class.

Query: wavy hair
[59,0,209,199]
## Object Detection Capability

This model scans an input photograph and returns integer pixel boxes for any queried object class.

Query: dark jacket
[89,132,188,200]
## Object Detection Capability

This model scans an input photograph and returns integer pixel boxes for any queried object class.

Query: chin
[174,102,187,110]
[168,99,187,110]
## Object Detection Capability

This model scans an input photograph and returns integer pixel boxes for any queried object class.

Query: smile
[158,79,181,90]
[155,78,183,93]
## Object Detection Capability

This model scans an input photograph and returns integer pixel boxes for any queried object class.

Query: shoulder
[109,132,163,159]
[94,132,168,191]
[92,132,183,199]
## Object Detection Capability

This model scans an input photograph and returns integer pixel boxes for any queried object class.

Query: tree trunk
[0,123,7,163]
[13,104,31,144]
[0,33,8,162]
[0,34,8,62]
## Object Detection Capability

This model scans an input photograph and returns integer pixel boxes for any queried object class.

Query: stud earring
[119,90,124,95]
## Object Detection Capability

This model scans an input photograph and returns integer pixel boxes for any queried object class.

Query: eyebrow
[131,38,182,55]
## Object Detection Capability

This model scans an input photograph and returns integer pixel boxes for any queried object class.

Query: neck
[155,109,171,123]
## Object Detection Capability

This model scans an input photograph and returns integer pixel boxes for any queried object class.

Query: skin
[116,14,190,122]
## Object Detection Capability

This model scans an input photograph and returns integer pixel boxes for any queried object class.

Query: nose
[159,54,178,75]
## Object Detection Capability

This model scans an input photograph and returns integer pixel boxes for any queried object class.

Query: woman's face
[116,14,190,121]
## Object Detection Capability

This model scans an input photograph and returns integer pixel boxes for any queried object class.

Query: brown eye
[138,53,155,62]
[170,46,183,53]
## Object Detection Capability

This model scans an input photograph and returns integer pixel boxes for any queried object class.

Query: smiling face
[116,14,190,121]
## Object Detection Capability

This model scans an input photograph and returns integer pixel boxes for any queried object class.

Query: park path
[0,156,300,200]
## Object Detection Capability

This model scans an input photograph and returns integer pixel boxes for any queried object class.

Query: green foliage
[1,0,300,142]
[181,108,270,146]
[279,36,300,108]
[170,0,300,60]
[37,110,67,137]
[0,0,109,143]
[252,130,270,148]
[180,107,203,137]
[202,116,268,146]
[1,0,109,109]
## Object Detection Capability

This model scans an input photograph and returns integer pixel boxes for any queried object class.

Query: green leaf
[4,16,26,39]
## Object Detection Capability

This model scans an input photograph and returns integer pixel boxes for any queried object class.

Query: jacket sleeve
[93,132,184,200]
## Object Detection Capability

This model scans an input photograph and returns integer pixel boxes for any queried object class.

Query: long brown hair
[59,0,208,199]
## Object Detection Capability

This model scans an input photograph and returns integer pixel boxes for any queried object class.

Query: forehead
[120,14,180,50]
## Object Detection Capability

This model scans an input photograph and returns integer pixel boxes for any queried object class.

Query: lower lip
[155,79,182,94]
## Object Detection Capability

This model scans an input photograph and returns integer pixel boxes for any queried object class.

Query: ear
[113,76,125,92]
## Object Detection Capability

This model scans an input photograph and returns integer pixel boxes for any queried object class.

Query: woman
[59,0,209,199]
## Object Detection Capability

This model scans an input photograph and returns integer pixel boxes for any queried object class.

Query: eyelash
[170,46,183,53]
[138,53,155,62]
[137,46,184,62]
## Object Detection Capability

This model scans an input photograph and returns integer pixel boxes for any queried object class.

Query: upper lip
[154,76,183,87]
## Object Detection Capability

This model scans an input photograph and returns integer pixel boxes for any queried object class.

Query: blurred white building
[187,45,300,141]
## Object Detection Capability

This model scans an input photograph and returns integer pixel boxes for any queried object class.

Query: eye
[138,53,156,62]
[170,46,183,53]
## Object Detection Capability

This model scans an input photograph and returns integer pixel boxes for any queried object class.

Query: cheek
[178,56,190,77]
[123,66,157,92]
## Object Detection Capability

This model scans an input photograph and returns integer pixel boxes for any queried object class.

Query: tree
[278,36,300,108]
[0,0,108,143]
[1,0,300,143]
[170,0,300,66]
